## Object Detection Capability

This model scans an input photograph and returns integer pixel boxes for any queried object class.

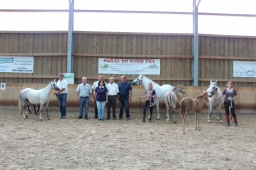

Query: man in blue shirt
[118,75,132,120]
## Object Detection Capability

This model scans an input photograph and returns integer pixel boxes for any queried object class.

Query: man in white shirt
[54,73,68,119]
[92,75,103,118]
[76,77,92,120]
[106,77,119,120]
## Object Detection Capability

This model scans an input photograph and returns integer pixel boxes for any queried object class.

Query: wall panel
[0,32,256,87]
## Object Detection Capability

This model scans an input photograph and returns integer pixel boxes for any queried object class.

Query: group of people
[54,73,239,126]
[54,73,133,121]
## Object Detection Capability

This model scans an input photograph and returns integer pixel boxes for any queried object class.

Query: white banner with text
[98,58,160,75]
[0,56,34,73]
[233,61,256,77]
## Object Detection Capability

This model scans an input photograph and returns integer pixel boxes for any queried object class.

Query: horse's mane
[172,86,178,92]
[195,92,207,99]
[172,85,181,92]
[143,76,159,85]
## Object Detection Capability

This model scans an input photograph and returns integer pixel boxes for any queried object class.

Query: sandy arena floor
[0,106,256,170]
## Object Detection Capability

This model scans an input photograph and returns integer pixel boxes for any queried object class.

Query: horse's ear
[215,80,217,83]
[210,80,212,83]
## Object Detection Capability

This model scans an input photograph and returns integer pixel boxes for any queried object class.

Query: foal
[165,85,185,123]
[180,91,209,134]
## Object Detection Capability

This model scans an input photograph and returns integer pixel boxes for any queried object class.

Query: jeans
[224,101,237,124]
[57,93,67,117]
[94,100,98,118]
[119,95,130,118]
[96,101,106,119]
[107,96,117,118]
[143,100,153,120]
[79,97,89,118]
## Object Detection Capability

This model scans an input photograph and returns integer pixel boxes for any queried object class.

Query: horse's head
[173,84,185,94]
[207,80,218,98]
[196,91,209,103]
[50,79,60,91]
[203,91,209,103]
[131,75,143,86]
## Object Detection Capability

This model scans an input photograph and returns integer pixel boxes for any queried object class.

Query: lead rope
[229,100,233,121]
[149,90,155,107]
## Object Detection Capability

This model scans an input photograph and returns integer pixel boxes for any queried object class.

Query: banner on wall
[0,56,34,73]
[233,61,256,77]
[64,73,74,84]
[98,58,160,75]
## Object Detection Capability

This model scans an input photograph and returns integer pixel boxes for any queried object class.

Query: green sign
[64,73,74,84]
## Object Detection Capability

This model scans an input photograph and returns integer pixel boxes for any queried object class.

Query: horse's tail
[180,98,185,117]
[168,92,176,108]
[18,96,23,115]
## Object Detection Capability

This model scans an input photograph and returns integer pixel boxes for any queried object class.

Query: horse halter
[132,78,142,85]
[51,82,60,91]
[136,79,142,85]
[207,86,218,97]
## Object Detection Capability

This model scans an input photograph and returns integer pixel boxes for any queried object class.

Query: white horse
[165,85,185,123]
[206,80,223,123]
[131,75,183,120]
[18,79,59,121]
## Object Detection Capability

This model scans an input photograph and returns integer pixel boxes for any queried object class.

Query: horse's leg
[33,105,37,115]
[166,105,170,123]
[23,105,28,119]
[28,105,32,114]
[198,112,200,131]
[216,106,220,120]
[37,105,40,114]
[46,102,50,120]
[39,104,43,121]
[217,106,223,123]
[156,100,160,120]
[207,104,212,123]
[182,112,186,134]
[195,112,198,130]
[172,108,176,123]
[165,99,169,123]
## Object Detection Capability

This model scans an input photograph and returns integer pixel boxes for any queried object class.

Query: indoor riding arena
[1,0,256,169]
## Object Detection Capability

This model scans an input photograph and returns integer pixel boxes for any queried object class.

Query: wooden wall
[0,33,67,83]
[199,36,256,87]
[72,33,192,85]
[0,32,256,87]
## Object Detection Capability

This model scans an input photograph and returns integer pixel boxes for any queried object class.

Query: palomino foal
[180,91,209,134]
[165,85,185,123]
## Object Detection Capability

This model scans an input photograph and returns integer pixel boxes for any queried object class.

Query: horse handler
[139,82,156,122]
[54,73,68,119]
[214,81,239,126]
